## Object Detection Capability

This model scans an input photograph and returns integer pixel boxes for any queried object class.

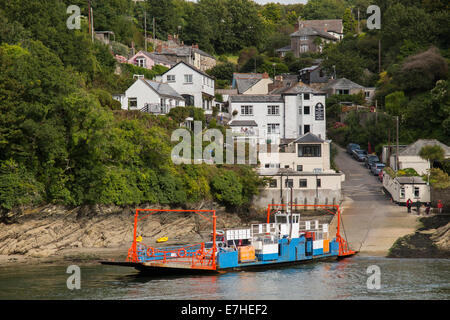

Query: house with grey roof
[228,82,327,140]
[232,72,274,95]
[120,78,185,114]
[128,50,175,69]
[322,77,375,102]
[389,139,450,174]
[276,19,342,57]
[154,43,217,71]
[255,131,345,209]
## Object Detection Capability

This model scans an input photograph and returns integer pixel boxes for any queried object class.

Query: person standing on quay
[415,199,421,215]
[406,198,412,213]
[437,200,443,214]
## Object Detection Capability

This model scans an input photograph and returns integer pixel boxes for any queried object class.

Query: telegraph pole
[144,11,147,51]
[396,116,399,171]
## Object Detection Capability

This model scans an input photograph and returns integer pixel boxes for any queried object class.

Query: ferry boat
[101,204,356,274]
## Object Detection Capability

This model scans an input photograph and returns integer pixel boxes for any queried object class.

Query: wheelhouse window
[267,105,279,115]
[298,144,321,157]
[241,105,253,116]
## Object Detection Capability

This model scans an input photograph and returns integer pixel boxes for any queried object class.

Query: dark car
[365,154,380,168]
[371,163,386,176]
[352,149,367,161]
[346,143,360,155]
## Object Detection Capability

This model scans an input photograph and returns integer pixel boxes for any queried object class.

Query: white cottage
[120,78,185,114]
[155,61,215,112]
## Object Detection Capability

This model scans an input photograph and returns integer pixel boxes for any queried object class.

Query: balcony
[140,103,171,115]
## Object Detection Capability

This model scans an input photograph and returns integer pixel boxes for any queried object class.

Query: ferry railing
[266,203,356,258]
[126,209,217,270]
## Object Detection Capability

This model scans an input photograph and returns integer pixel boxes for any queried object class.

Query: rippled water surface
[0,257,449,300]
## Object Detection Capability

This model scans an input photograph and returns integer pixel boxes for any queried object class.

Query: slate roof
[236,78,262,94]
[139,51,175,66]
[322,78,365,90]
[293,132,326,144]
[143,79,183,99]
[396,176,427,184]
[281,82,322,95]
[298,19,343,34]
[228,120,258,127]
[275,45,292,52]
[290,27,338,41]
[229,95,284,103]
[399,139,450,157]
[160,61,214,79]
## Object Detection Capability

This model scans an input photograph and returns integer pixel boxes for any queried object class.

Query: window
[365,91,370,98]
[414,187,420,198]
[128,97,137,109]
[167,75,175,82]
[400,187,405,199]
[299,179,307,188]
[300,36,308,41]
[298,106,302,115]
[184,74,193,83]
[298,144,321,157]
[241,105,253,116]
[269,179,277,188]
[284,165,289,169]
[182,94,194,106]
[300,44,309,53]
[304,106,310,114]
[317,179,321,188]
[136,58,146,68]
[304,93,310,100]
[297,165,303,172]
[267,105,279,115]
[304,125,311,134]
[285,179,293,188]
[337,89,349,95]
[267,123,280,134]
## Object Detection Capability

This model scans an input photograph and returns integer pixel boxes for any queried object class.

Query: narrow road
[333,145,418,256]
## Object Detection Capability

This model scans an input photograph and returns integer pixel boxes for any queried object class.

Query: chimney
[156,44,162,53]
[262,72,269,79]
[168,34,173,41]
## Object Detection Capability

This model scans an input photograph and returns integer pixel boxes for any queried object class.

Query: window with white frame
[184,74,193,84]
[300,44,309,53]
[304,93,310,100]
[136,58,146,68]
[267,105,279,115]
[241,105,253,116]
[400,187,405,198]
[128,97,137,109]
[304,106,310,114]
[414,187,420,198]
[267,123,280,134]
[167,75,175,82]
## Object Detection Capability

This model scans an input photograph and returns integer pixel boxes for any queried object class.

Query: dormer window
[136,57,146,68]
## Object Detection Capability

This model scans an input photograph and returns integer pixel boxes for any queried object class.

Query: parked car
[371,163,386,176]
[365,154,380,168]
[352,149,367,161]
[346,143,360,155]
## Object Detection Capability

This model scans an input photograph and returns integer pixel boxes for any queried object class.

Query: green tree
[419,145,445,168]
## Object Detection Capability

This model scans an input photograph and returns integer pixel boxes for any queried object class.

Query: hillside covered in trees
[0,0,449,213]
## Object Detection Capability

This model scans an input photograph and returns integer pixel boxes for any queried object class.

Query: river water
[0,256,449,300]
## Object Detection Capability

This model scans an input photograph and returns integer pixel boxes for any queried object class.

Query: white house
[120,78,185,114]
[155,61,215,112]
[228,83,327,140]
[383,174,430,205]
[389,139,450,175]
[254,132,345,209]
[232,73,273,95]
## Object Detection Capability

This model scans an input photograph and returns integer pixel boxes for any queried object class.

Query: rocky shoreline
[0,203,253,266]
[388,214,450,258]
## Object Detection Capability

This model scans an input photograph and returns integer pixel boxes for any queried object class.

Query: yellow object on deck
[238,246,256,262]
[157,236,168,243]
[136,236,142,242]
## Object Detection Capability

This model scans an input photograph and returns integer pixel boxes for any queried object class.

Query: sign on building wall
[315,103,324,121]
